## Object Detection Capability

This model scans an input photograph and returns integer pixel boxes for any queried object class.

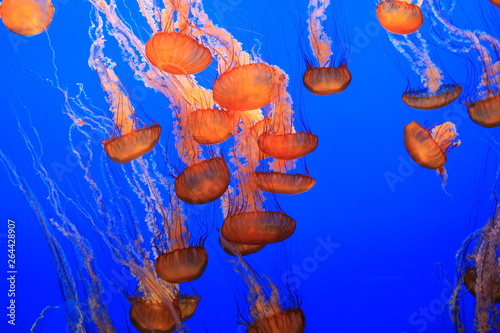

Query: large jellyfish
[376,0,424,35]
[388,31,462,110]
[0,0,54,36]
[302,0,351,95]
[403,121,460,187]
[429,0,500,127]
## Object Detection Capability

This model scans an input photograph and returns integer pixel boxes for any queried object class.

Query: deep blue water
[0,0,498,332]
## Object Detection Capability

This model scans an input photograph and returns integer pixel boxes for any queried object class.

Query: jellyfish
[255,171,316,195]
[145,31,212,75]
[174,157,231,205]
[302,0,351,95]
[212,63,279,111]
[0,0,54,36]
[154,200,209,284]
[256,69,318,161]
[188,108,234,145]
[258,132,318,160]
[429,0,500,127]
[450,200,500,333]
[388,31,462,110]
[222,238,306,332]
[403,121,460,187]
[376,0,424,35]
[89,29,162,164]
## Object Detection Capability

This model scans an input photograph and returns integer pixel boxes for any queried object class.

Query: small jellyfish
[221,211,296,245]
[129,299,178,333]
[376,0,423,35]
[155,246,208,284]
[255,172,316,195]
[175,157,230,205]
[467,94,500,128]
[188,108,233,145]
[247,308,306,333]
[303,0,351,95]
[0,0,54,36]
[212,63,278,111]
[490,0,500,8]
[403,121,460,186]
[89,32,162,164]
[102,124,162,164]
[258,132,318,160]
[145,31,212,75]
[221,237,306,332]
[429,1,500,126]
[388,31,462,110]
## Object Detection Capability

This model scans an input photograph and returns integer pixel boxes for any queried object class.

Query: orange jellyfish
[0,0,54,36]
[255,171,316,195]
[258,70,318,160]
[145,31,212,75]
[222,211,296,245]
[376,0,423,35]
[388,31,461,110]
[403,121,460,186]
[222,237,306,332]
[212,63,278,111]
[156,246,208,283]
[429,1,500,127]
[258,132,318,160]
[188,108,233,145]
[174,157,230,205]
[88,31,162,164]
[302,0,351,95]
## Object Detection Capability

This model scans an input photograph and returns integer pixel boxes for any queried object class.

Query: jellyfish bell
[188,108,233,145]
[102,124,162,164]
[0,0,54,36]
[155,246,208,283]
[177,295,201,321]
[376,0,423,35]
[175,157,230,205]
[221,211,296,245]
[145,31,212,75]
[463,267,500,303]
[247,308,306,333]
[219,236,265,256]
[402,84,462,110]
[302,65,352,95]
[489,0,500,7]
[129,299,178,333]
[466,94,500,128]
[212,63,278,112]
[403,121,460,170]
[258,132,318,160]
[255,172,316,195]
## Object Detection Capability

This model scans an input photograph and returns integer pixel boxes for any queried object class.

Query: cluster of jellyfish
[376,0,499,332]
[0,0,360,331]
[2,0,500,331]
